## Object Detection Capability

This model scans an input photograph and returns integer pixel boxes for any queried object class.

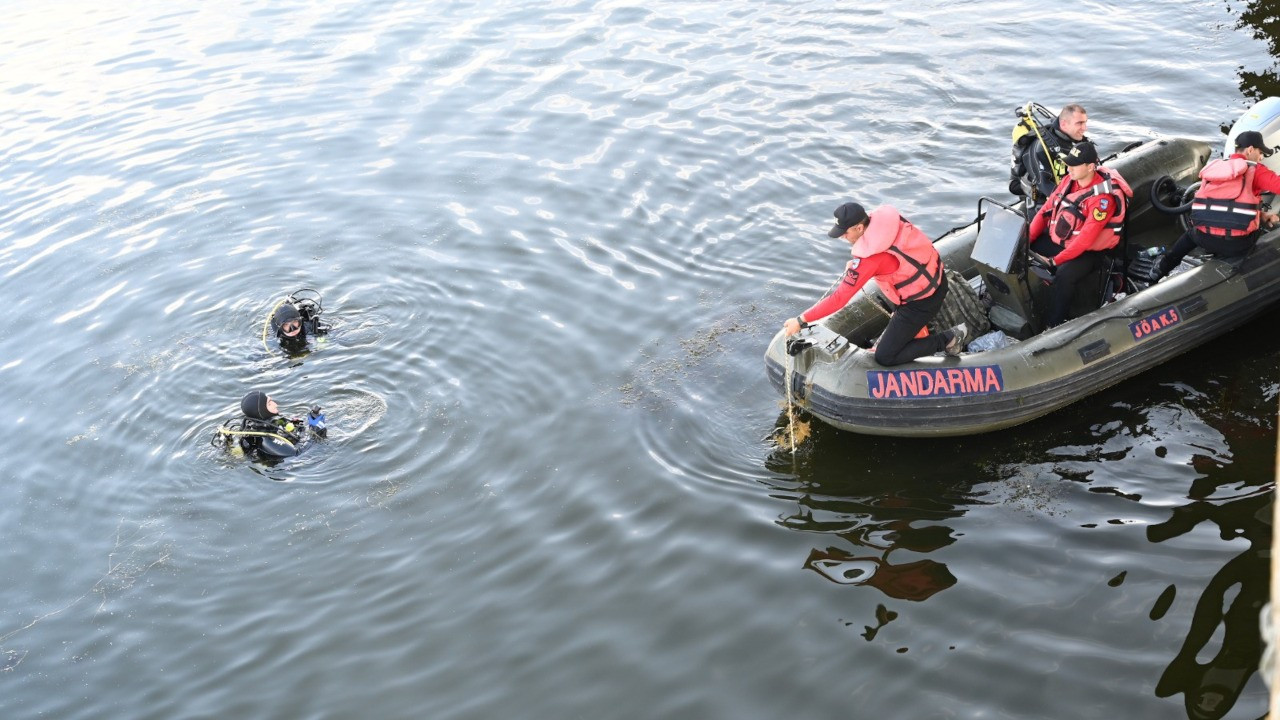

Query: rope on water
[784,353,798,454]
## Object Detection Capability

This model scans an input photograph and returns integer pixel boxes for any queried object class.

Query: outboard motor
[1225,96,1280,172]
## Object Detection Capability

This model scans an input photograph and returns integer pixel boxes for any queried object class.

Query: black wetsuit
[236,416,304,458]
[236,390,304,458]
[271,300,328,352]
[1010,120,1088,207]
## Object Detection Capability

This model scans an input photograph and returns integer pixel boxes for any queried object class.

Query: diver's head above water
[241,390,279,420]
[272,303,304,340]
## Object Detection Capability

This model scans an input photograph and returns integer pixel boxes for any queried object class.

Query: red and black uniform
[1030,166,1131,262]
[798,206,950,366]
[1028,167,1132,326]
[1158,153,1280,275]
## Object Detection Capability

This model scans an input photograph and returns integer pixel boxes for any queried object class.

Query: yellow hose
[261,298,289,352]
[1024,102,1067,189]
[217,427,297,450]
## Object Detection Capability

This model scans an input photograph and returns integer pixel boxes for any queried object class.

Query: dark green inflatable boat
[764,136,1280,437]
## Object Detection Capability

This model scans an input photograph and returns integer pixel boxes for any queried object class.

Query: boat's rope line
[784,353,798,455]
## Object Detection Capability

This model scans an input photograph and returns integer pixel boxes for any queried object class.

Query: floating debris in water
[772,404,811,452]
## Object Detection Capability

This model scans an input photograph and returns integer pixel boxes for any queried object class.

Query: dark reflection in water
[1233,0,1280,99]
[1149,488,1272,720]
[765,412,1274,717]
[763,306,1278,718]
[763,421,985,607]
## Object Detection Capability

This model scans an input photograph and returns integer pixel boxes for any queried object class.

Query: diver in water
[213,390,327,460]
[266,289,330,353]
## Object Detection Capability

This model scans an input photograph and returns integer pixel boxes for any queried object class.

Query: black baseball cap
[827,202,869,238]
[1063,141,1099,166]
[1235,130,1275,157]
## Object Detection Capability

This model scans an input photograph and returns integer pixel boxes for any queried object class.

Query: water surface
[0,1,1276,718]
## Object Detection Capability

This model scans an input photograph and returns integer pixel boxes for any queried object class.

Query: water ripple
[0,1,1276,718]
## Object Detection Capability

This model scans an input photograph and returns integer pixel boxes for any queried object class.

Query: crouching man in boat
[1150,130,1280,280]
[1027,141,1133,327]
[782,202,967,366]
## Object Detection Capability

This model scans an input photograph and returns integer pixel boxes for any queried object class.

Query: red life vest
[852,206,943,305]
[1190,158,1262,237]
[1046,167,1133,251]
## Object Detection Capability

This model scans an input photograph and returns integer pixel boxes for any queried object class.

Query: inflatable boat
[764,101,1280,437]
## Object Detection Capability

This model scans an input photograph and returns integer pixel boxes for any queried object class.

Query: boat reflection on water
[1148,486,1271,720]
[763,415,982,605]
[801,533,956,602]
[765,387,1272,719]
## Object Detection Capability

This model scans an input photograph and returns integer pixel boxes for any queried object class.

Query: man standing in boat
[1150,130,1280,280]
[1027,140,1133,327]
[782,202,967,366]
[1009,103,1089,207]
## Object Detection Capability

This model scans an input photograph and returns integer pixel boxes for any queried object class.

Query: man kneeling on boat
[1026,141,1133,327]
[782,202,967,366]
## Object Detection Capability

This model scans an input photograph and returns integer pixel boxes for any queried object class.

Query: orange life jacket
[852,207,943,305]
[1046,167,1132,251]
[1190,158,1262,237]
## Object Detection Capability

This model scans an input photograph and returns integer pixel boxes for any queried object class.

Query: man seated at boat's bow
[1026,141,1134,328]
[782,202,967,366]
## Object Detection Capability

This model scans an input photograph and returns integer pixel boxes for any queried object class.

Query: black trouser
[874,272,950,366]
[1032,237,1104,328]
[1158,228,1258,276]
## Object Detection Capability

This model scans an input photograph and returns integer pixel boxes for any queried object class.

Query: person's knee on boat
[782,202,966,365]
[871,272,953,366]
[1026,141,1133,327]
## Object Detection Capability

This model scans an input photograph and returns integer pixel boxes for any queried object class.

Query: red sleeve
[799,253,899,322]
[1053,193,1115,264]
[1253,164,1280,195]
[1027,202,1050,240]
